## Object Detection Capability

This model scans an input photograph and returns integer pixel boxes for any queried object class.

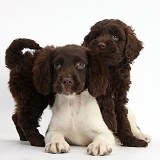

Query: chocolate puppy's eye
[54,62,61,69]
[76,61,86,70]
[112,35,119,41]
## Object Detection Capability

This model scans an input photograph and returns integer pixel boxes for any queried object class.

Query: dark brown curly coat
[82,19,148,147]
[5,39,56,147]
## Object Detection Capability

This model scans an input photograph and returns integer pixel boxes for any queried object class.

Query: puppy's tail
[5,38,42,70]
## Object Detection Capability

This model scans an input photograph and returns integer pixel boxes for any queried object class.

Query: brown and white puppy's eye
[112,35,119,41]
[54,62,61,69]
[76,61,86,70]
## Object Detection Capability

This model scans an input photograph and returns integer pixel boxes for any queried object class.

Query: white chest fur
[45,91,150,155]
[46,90,113,146]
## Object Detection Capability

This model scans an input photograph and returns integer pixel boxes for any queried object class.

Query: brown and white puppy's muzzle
[54,74,85,96]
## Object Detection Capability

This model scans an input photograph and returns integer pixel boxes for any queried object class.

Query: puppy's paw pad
[45,141,70,154]
[87,141,112,156]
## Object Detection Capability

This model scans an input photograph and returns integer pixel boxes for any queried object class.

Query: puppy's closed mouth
[55,84,77,96]
[54,78,85,96]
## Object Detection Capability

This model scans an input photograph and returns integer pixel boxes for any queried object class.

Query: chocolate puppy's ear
[82,30,99,47]
[87,51,109,97]
[32,46,55,95]
[124,26,143,63]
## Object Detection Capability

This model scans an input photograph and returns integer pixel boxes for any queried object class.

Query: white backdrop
[0,0,160,159]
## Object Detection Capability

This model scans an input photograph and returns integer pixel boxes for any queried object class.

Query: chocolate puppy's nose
[98,42,106,49]
[62,77,73,87]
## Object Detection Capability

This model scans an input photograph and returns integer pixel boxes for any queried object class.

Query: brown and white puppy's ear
[32,46,55,95]
[87,49,110,97]
[124,25,143,63]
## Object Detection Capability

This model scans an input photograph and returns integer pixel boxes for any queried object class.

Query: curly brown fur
[82,19,148,147]
[5,38,55,147]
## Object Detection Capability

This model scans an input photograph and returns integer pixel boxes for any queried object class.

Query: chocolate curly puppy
[5,38,55,147]
[82,19,151,147]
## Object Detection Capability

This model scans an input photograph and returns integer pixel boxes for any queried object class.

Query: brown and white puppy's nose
[62,77,73,88]
[98,42,106,49]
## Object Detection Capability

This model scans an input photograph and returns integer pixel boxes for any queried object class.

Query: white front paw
[45,141,70,154]
[87,141,112,156]
[135,132,151,143]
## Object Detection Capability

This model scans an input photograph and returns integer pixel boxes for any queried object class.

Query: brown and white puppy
[82,19,151,147]
[32,44,115,156]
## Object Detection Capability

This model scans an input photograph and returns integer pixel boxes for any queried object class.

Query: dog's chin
[59,88,84,98]
[54,84,85,97]
[61,92,76,98]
